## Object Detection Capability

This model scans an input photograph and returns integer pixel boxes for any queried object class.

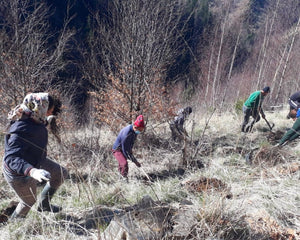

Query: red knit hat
[134,115,145,128]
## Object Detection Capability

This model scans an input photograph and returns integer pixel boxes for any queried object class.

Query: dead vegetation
[0,109,299,239]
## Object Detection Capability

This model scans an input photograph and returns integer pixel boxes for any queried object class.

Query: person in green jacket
[241,86,270,132]
[278,108,300,146]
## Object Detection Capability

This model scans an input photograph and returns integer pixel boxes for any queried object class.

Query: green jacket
[279,117,300,145]
[244,91,264,110]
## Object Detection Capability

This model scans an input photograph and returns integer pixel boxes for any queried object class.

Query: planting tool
[139,166,152,182]
[135,164,161,203]
[264,118,275,131]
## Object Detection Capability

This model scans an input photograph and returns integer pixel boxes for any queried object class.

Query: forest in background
[0,0,299,127]
[0,1,299,239]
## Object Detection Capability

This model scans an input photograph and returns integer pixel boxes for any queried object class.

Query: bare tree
[0,0,74,120]
[82,0,189,126]
[198,0,300,109]
[248,0,300,105]
[274,15,300,103]
[200,0,244,109]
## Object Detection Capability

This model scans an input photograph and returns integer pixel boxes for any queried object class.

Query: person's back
[244,91,264,109]
[170,106,192,141]
[288,91,300,112]
[241,87,270,132]
[290,91,300,101]
[112,124,136,158]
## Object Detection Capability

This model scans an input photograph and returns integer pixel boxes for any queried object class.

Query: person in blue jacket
[287,91,300,119]
[112,115,145,180]
[3,92,68,219]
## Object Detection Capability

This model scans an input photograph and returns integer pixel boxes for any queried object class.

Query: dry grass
[0,107,299,239]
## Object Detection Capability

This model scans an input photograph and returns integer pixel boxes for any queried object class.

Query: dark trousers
[279,117,300,145]
[170,122,185,141]
[242,106,260,131]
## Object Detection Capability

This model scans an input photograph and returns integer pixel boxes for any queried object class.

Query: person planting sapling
[112,115,145,181]
[241,86,270,132]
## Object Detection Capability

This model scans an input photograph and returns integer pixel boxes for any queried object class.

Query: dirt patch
[0,200,18,223]
[266,130,285,144]
[252,146,294,167]
[246,209,300,240]
[275,162,300,175]
[184,177,232,198]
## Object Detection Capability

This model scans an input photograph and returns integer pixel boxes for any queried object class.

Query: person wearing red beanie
[134,115,145,128]
[112,115,145,181]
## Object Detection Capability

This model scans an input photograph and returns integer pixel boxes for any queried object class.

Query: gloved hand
[29,168,51,182]
[128,154,141,167]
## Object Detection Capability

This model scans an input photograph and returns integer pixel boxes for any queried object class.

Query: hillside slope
[0,107,299,239]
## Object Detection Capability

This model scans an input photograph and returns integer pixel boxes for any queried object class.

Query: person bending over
[279,108,300,146]
[241,86,270,132]
[287,91,300,119]
[170,106,192,141]
[112,115,145,180]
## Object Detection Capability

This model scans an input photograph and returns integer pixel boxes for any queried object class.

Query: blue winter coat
[112,124,136,159]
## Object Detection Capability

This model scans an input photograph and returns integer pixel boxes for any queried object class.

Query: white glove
[29,168,51,182]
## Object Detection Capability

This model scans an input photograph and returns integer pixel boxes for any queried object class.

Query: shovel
[264,118,275,131]
[135,165,161,203]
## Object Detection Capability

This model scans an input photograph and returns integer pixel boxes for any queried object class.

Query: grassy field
[0,107,299,239]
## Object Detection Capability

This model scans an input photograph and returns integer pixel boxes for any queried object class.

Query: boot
[241,125,245,132]
[37,184,62,213]
[246,122,255,132]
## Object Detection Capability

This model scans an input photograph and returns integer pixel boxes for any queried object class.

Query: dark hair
[47,95,62,143]
[48,95,62,116]
[262,86,270,93]
[289,109,297,119]
[185,107,192,114]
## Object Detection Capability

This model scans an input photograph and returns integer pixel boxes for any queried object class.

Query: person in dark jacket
[241,86,270,132]
[3,93,68,219]
[112,115,145,180]
[170,106,192,141]
[287,91,300,119]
